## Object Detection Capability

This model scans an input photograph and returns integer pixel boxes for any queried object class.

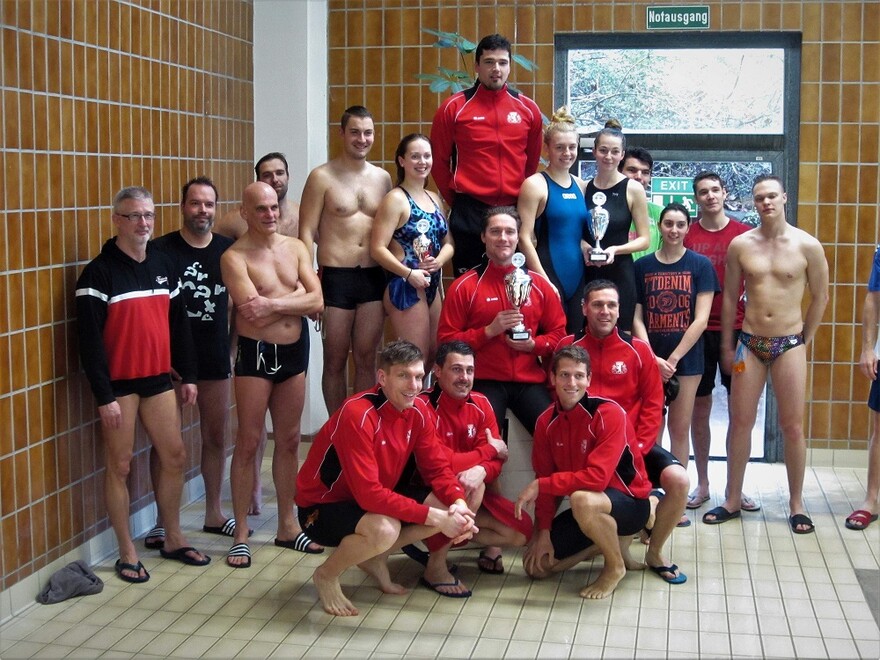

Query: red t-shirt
[684,218,749,330]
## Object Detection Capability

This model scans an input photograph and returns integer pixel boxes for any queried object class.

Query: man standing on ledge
[221,182,324,568]
[431,33,543,275]
[296,341,476,616]
[437,207,566,435]
[705,175,829,533]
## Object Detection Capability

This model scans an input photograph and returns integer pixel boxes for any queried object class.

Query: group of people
[75,32,878,621]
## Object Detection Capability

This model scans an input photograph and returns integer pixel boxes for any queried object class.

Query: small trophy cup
[412,218,432,263]
[504,253,533,341]
[589,206,610,263]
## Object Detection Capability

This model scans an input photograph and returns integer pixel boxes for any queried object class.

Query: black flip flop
[789,513,815,534]
[115,559,150,583]
[702,506,741,525]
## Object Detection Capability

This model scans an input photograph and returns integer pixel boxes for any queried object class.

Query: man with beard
[147,177,238,548]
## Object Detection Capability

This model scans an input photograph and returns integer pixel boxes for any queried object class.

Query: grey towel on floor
[36,560,104,604]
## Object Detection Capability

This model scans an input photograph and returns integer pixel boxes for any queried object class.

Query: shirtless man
[221,182,324,567]
[300,105,392,414]
[704,175,829,533]
[215,152,302,515]
[215,152,301,239]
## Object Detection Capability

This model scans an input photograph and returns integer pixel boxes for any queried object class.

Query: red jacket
[419,385,503,483]
[556,328,663,457]
[431,83,543,207]
[532,395,652,530]
[438,261,567,383]
[295,386,464,524]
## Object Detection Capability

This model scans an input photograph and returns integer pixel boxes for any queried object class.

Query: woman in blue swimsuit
[371,134,453,366]
[518,106,592,333]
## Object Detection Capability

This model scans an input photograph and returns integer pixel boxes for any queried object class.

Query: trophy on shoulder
[504,253,533,341]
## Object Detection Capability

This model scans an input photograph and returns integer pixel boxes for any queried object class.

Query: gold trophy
[504,253,533,341]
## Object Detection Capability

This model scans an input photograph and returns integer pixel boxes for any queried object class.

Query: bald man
[220,182,324,568]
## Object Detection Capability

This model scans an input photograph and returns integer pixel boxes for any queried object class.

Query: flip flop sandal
[160,546,211,566]
[845,509,878,530]
[144,526,165,550]
[274,532,324,554]
[227,543,251,568]
[477,550,504,574]
[115,559,150,583]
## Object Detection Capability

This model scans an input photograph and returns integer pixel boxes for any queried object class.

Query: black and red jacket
[431,82,543,208]
[75,238,196,405]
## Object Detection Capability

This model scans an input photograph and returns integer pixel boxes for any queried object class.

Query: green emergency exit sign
[650,177,697,216]
[646,6,710,30]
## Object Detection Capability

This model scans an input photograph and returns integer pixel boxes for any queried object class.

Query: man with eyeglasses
[76,186,211,583]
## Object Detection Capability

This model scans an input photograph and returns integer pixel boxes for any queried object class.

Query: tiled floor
[1,460,878,659]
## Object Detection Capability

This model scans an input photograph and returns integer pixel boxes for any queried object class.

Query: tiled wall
[328,0,880,450]
[0,0,254,591]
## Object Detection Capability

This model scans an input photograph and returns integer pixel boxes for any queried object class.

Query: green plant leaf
[512,53,538,71]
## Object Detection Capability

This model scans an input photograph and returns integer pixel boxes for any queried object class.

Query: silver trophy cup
[589,206,610,263]
[504,260,533,341]
[412,218,432,263]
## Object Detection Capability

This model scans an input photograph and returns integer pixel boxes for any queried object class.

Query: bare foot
[620,538,644,571]
[579,564,626,599]
[249,484,262,516]
[313,566,358,616]
[358,556,408,595]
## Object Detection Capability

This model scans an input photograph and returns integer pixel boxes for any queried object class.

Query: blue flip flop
[649,563,687,584]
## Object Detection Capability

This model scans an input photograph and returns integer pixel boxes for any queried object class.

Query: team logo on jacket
[156,275,168,285]
[467,424,476,438]
[611,361,627,375]
[581,438,588,454]
[507,111,522,124]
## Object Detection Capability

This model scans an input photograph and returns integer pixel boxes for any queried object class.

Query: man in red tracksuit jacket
[431,33,543,275]
[437,207,566,436]
[515,345,652,600]
[555,279,689,584]
[296,340,476,617]
[404,341,532,597]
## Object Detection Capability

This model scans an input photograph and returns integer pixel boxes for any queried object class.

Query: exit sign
[651,177,697,216]
[646,6,710,30]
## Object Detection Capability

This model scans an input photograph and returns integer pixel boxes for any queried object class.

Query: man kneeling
[295,340,477,616]
[515,346,652,599]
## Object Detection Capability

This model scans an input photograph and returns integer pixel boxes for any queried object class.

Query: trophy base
[589,252,609,263]
[506,328,531,341]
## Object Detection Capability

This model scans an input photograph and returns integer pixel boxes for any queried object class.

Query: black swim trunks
[234,334,308,384]
[551,489,650,560]
[319,265,385,310]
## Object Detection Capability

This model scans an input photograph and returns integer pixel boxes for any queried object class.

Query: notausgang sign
[646,6,710,30]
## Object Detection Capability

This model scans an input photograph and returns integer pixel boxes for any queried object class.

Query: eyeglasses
[115,212,156,222]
